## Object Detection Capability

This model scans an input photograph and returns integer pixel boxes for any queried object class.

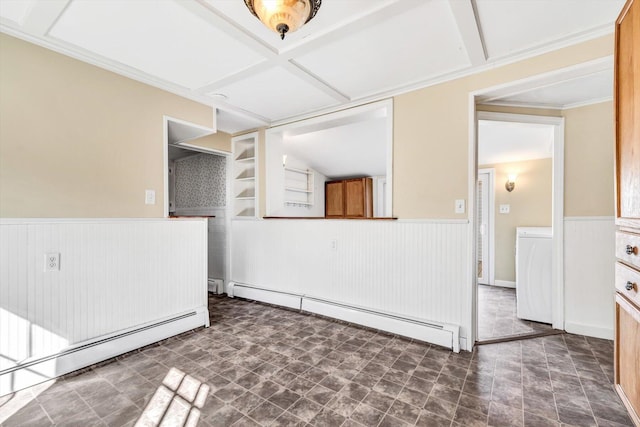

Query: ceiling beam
[449,0,486,66]
[21,0,71,36]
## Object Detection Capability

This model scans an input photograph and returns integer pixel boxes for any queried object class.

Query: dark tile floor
[0,295,633,426]
[477,284,553,341]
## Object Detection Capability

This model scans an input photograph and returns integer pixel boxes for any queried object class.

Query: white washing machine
[516,227,552,324]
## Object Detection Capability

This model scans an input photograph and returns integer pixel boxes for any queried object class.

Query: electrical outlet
[44,253,60,272]
[499,204,510,214]
[330,239,337,251]
[455,199,465,214]
[145,189,156,205]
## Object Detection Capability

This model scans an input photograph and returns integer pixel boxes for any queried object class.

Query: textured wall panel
[231,219,470,338]
[0,219,208,371]
[564,217,615,339]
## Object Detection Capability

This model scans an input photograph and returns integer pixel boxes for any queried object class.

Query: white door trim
[468,108,564,347]
[478,168,495,286]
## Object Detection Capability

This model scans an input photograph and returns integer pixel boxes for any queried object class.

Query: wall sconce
[505,174,517,192]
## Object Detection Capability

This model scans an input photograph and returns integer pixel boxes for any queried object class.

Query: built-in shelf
[285,187,313,193]
[284,166,314,208]
[232,132,259,218]
[284,166,312,174]
[235,156,255,163]
[285,201,313,206]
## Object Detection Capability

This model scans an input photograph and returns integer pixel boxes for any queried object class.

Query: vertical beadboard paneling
[564,217,616,339]
[0,219,207,366]
[231,219,470,338]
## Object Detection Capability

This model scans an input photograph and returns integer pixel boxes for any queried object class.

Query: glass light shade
[245,0,320,39]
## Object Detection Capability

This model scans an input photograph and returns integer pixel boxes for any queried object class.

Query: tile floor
[477,284,553,341]
[0,294,633,427]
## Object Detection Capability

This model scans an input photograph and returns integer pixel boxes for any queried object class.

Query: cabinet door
[615,294,640,425]
[345,178,373,218]
[325,181,344,217]
[616,0,640,222]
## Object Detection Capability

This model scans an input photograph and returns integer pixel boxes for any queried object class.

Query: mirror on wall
[265,100,393,218]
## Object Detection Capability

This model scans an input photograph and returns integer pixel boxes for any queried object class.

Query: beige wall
[563,101,615,217]
[480,159,553,282]
[189,132,232,153]
[393,34,613,218]
[0,34,213,217]
[1,32,614,220]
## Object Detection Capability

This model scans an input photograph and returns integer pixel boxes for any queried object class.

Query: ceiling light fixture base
[244,0,321,40]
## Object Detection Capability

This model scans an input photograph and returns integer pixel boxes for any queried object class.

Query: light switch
[455,199,465,214]
[145,190,156,205]
[499,204,510,214]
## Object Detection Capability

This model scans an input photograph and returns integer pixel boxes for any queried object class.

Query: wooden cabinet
[614,1,640,425]
[325,177,373,218]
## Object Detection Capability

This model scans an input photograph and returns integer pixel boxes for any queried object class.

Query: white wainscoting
[564,217,615,340]
[0,218,209,395]
[231,219,470,349]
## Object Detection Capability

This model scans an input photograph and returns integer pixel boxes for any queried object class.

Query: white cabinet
[232,132,258,218]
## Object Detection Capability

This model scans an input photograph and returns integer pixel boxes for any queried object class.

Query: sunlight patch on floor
[135,367,209,427]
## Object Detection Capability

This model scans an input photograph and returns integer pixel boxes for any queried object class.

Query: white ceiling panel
[48,0,266,89]
[0,0,35,25]
[0,0,626,133]
[216,109,267,135]
[212,66,339,121]
[476,0,626,60]
[284,118,387,179]
[478,120,554,165]
[204,0,395,52]
[490,70,613,109]
[294,1,470,98]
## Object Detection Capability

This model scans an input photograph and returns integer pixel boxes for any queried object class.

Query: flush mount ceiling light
[244,0,321,40]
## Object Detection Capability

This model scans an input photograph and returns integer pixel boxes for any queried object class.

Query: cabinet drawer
[617,231,640,270]
[616,262,640,307]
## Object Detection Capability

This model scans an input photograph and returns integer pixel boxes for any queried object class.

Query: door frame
[467,108,565,347]
[477,168,495,286]
[163,116,232,287]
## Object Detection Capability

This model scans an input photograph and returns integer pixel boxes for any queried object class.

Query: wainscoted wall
[231,219,471,348]
[0,219,208,393]
[175,153,226,209]
[563,217,616,339]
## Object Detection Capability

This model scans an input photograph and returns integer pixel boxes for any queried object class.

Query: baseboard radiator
[0,308,208,396]
[228,282,460,353]
[208,278,224,294]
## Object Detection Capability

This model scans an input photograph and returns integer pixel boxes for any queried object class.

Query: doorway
[474,112,564,343]
[163,116,231,292]
[477,168,494,287]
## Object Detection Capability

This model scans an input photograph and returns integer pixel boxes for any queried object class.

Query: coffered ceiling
[0,0,625,134]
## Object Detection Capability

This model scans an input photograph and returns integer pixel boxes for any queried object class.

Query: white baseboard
[228,282,301,310]
[0,307,209,396]
[228,282,460,353]
[493,280,516,289]
[302,298,460,352]
[564,321,613,340]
